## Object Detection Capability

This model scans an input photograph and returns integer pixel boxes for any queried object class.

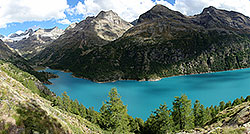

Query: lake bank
[43,68,250,120]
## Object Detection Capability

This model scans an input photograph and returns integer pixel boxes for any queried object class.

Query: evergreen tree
[205,107,212,122]
[86,107,100,124]
[240,96,245,102]
[79,104,87,118]
[135,118,144,134]
[128,116,143,133]
[172,94,194,131]
[209,105,217,118]
[71,99,80,115]
[193,100,201,127]
[199,105,207,126]
[219,101,225,111]
[62,92,71,112]
[232,98,242,106]
[225,101,231,108]
[99,88,130,133]
[245,96,250,102]
[145,103,174,133]
[214,105,220,114]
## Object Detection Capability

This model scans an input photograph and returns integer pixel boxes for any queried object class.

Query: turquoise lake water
[44,68,250,120]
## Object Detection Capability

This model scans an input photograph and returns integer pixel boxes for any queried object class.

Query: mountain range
[2,5,250,83]
[2,4,250,133]
[4,27,64,59]
[28,5,250,82]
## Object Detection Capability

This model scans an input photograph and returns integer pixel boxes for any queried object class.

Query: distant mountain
[0,39,31,69]
[6,27,64,59]
[0,39,57,84]
[33,5,250,82]
[32,10,132,68]
[8,29,34,41]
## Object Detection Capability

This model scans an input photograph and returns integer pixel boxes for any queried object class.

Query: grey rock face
[6,27,64,59]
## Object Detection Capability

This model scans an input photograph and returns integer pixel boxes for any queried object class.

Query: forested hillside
[32,5,250,83]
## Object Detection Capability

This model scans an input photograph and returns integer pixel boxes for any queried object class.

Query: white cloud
[58,19,72,25]
[67,0,172,22]
[173,0,250,17]
[0,0,69,28]
[68,0,250,22]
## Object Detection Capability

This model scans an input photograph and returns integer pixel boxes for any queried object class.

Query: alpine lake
[43,68,250,120]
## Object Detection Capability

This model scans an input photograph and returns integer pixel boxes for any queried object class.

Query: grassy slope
[194,102,250,134]
[0,61,103,133]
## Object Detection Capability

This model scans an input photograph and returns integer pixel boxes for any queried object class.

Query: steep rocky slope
[6,27,64,59]
[33,5,250,82]
[0,61,102,133]
[0,39,33,71]
[0,39,57,84]
[32,10,132,68]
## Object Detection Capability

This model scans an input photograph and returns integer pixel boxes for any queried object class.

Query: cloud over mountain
[68,0,250,22]
[0,0,69,28]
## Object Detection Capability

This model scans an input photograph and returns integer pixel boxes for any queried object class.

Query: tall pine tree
[99,88,130,133]
[172,94,194,131]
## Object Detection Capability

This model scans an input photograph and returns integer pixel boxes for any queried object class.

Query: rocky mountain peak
[33,27,64,39]
[65,22,77,31]
[137,4,185,24]
[194,6,250,31]
[200,6,220,16]
[8,29,34,41]
[96,10,118,19]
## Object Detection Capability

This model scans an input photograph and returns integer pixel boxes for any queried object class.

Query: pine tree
[172,94,194,131]
[144,103,173,133]
[99,88,130,133]
[240,96,245,102]
[193,100,201,127]
[232,98,242,106]
[219,101,225,111]
[225,101,231,108]
[209,105,217,118]
[62,92,71,112]
[86,107,100,124]
[245,96,250,102]
[79,104,87,118]
[71,99,80,115]
[199,105,207,126]
[205,107,212,122]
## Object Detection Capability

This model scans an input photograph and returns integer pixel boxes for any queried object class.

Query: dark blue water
[44,68,250,120]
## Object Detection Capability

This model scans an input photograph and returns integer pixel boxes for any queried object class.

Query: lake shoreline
[41,67,250,84]
[42,66,250,120]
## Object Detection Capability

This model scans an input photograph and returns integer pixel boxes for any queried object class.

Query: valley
[1,3,250,133]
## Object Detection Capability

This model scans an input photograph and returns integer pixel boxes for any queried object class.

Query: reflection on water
[44,68,250,120]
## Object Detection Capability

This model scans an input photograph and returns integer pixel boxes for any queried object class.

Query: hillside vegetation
[1,60,250,133]
[32,5,250,83]
[0,61,103,133]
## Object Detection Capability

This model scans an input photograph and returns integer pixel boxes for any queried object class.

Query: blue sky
[0,0,250,36]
